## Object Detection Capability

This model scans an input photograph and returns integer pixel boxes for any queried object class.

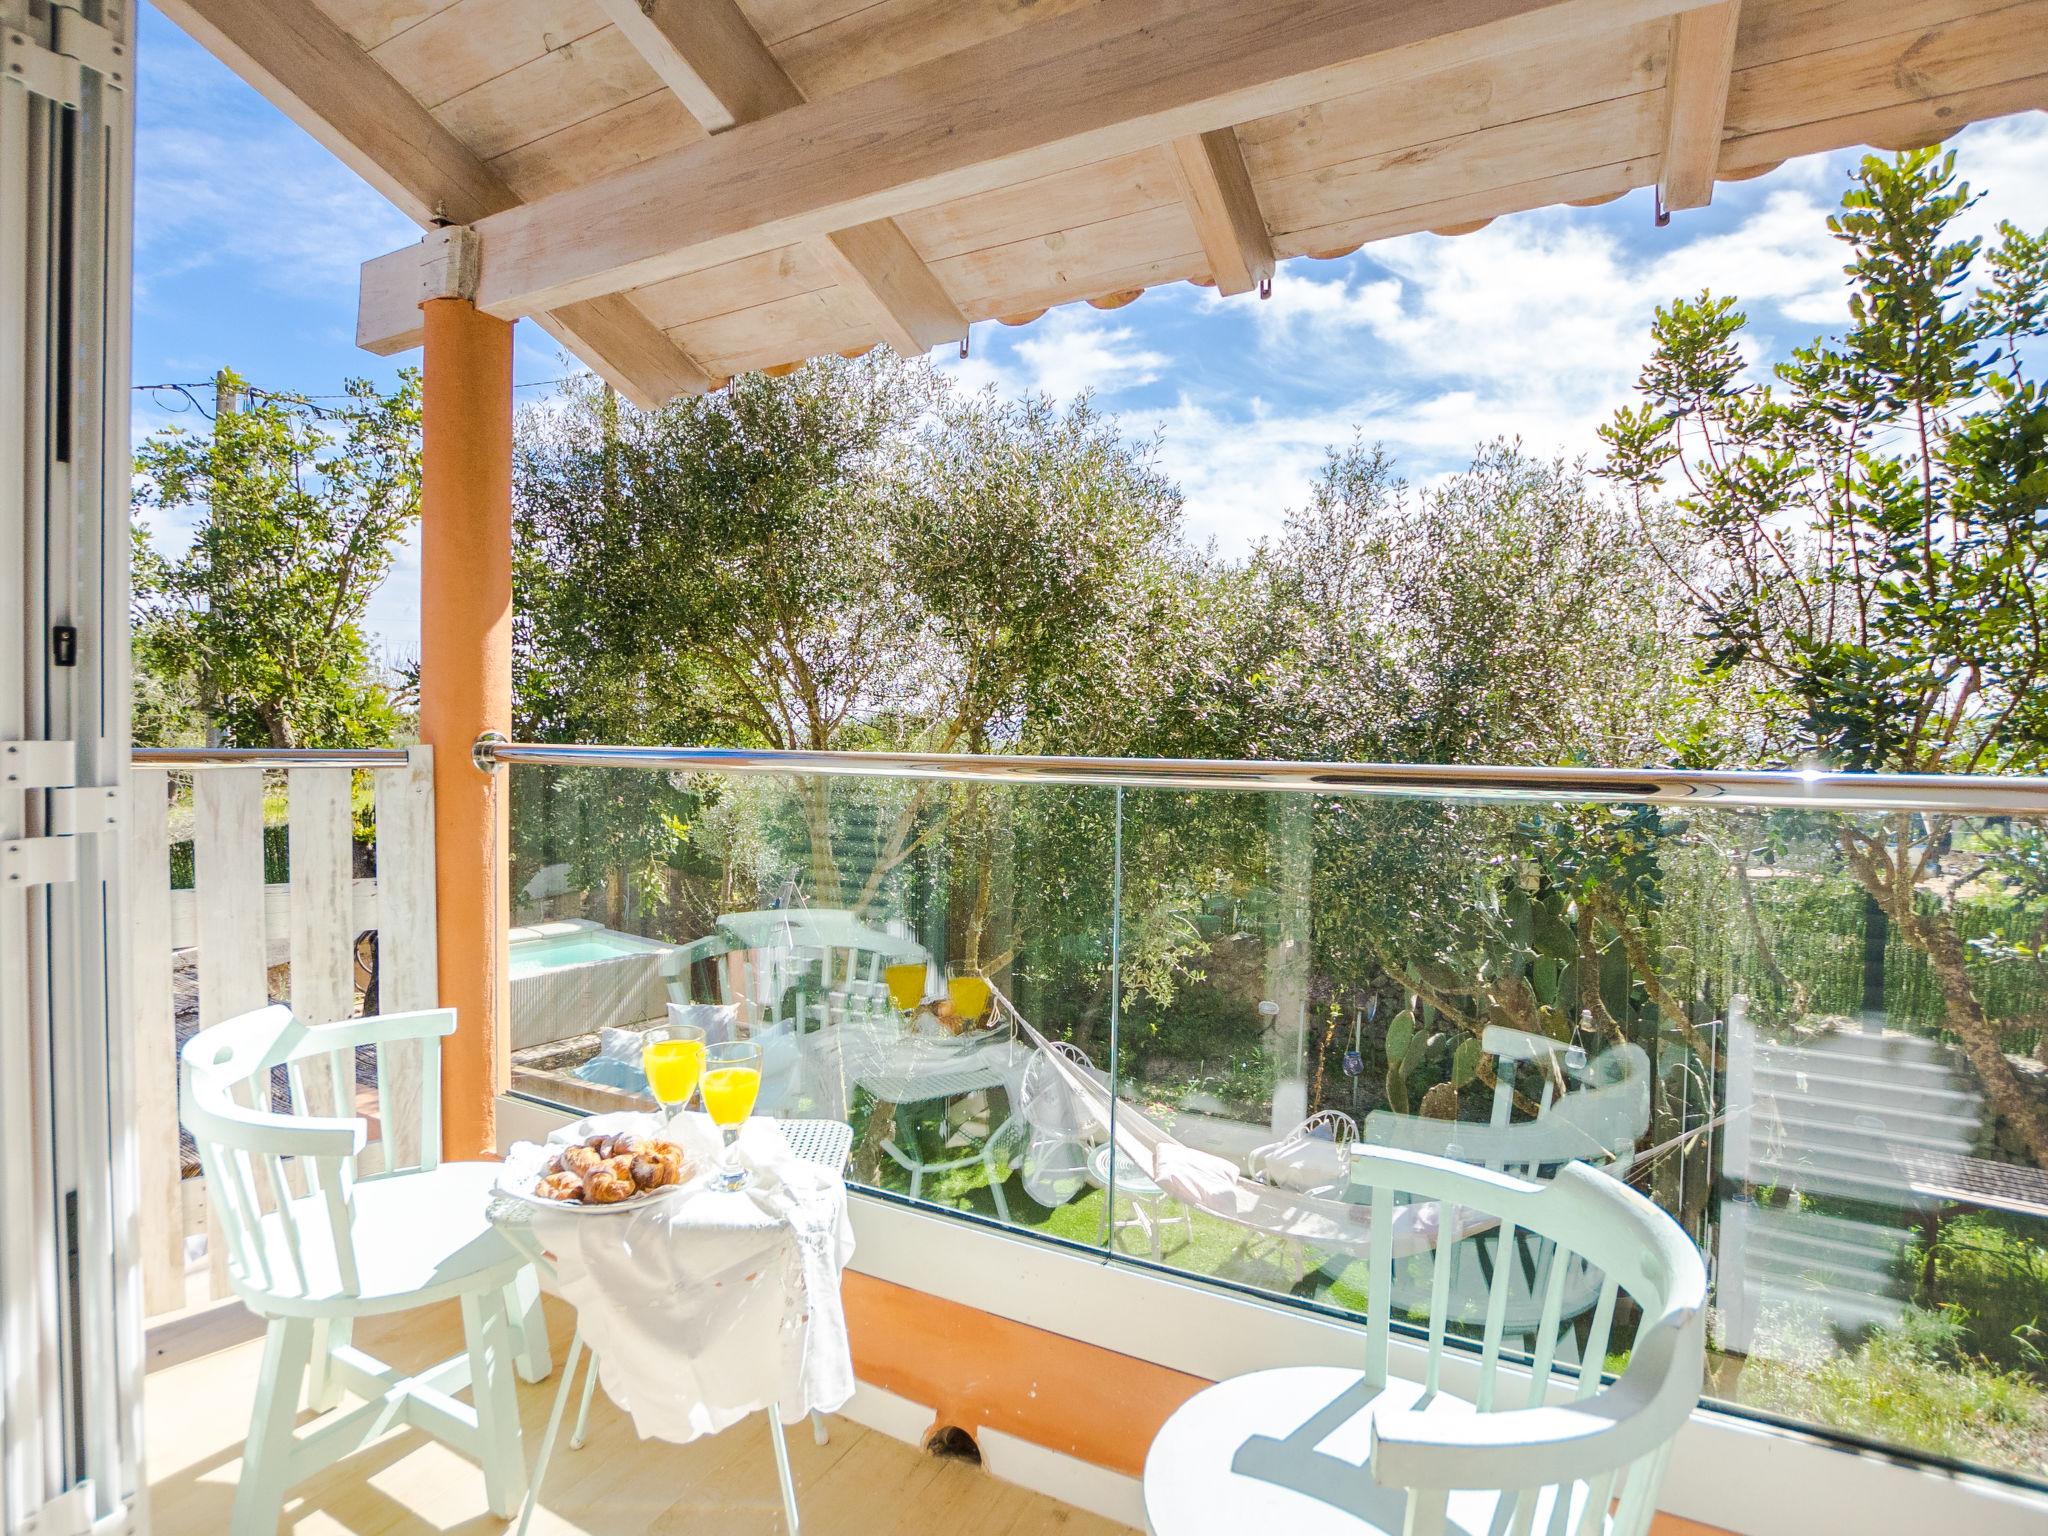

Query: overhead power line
[132,373,578,422]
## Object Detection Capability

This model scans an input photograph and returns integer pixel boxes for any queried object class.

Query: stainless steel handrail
[472,739,2048,814]
[132,747,413,771]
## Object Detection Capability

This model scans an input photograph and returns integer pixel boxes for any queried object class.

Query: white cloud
[940,305,1168,402]
[1947,115,2048,244]
[133,15,415,304]
[1246,273,1403,332]
[137,123,415,299]
[1150,115,2048,546]
[1242,187,1858,452]
[1224,216,1658,477]
[1127,394,1359,551]
[1649,188,1851,325]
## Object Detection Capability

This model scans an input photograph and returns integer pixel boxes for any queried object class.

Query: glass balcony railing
[495,744,2048,1488]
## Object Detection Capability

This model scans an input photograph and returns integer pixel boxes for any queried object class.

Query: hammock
[993,994,1492,1265]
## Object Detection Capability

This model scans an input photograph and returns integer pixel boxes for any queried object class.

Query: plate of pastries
[500,1131,693,1212]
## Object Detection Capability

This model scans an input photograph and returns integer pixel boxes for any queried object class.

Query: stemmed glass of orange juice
[701,1038,765,1191]
[642,1022,706,1126]
[947,974,992,1026]
[884,962,927,1017]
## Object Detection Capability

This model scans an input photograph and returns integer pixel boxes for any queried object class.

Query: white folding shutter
[0,2,141,1534]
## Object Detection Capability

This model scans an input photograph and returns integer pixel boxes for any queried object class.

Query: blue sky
[132,2,2048,663]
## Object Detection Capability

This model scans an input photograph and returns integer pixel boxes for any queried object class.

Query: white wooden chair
[180,1004,548,1536]
[1363,1039,1652,1350]
[1144,1145,1707,1536]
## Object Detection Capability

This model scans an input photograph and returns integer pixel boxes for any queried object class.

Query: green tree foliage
[131,369,422,747]
[902,388,1187,753]
[513,358,1185,754]
[1601,148,2048,1162]
[513,357,930,752]
[511,357,1187,922]
[1236,438,1706,764]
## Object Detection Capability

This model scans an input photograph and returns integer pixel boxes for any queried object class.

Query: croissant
[582,1154,638,1204]
[535,1170,584,1202]
[561,1145,604,1179]
[632,1142,686,1191]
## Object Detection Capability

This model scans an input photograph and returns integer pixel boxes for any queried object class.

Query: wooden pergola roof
[164,0,2048,407]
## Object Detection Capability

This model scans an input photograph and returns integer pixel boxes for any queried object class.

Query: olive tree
[1600,148,2048,1164]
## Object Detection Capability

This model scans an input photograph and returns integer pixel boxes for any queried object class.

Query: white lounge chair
[1243,1110,1360,1280]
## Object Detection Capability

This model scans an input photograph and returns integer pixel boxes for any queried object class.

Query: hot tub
[508,920,678,1050]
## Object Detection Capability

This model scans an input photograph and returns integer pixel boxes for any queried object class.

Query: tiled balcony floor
[145,1295,1132,1535]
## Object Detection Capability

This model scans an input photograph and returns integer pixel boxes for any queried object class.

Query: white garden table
[489,1116,854,1536]
[851,1036,1040,1204]
[1087,1142,1193,1260]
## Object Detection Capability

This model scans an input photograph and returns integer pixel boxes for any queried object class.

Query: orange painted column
[418,297,513,1161]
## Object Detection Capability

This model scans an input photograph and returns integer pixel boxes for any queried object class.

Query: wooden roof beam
[1659,0,1741,212]
[1170,128,1275,296]
[357,0,1725,345]
[596,0,802,130]
[593,0,967,357]
[155,0,712,407]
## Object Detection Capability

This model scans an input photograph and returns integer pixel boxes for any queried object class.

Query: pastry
[581,1154,638,1204]
[632,1141,687,1191]
[533,1132,687,1204]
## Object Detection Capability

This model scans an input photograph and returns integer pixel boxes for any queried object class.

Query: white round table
[1089,1142,1193,1260]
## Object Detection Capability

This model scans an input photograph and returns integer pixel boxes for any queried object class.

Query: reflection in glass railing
[506,757,2048,1484]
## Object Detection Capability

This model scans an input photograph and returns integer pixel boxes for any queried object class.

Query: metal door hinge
[1,26,81,107]
[20,1483,93,1536]
[51,8,125,91]
[50,785,119,835]
[2,835,78,887]
[2,739,76,789]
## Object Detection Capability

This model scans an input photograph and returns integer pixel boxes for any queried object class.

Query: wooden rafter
[592,0,967,358]
[357,0,1724,344]
[1169,128,1275,296]
[1659,0,1742,211]
[154,0,712,407]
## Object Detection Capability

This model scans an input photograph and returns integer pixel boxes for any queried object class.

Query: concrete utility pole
[203,368,242,748]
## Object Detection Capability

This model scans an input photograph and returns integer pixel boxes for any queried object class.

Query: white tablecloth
[518,1110,856,1444]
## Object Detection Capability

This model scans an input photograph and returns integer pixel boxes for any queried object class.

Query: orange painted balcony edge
[843,1272,1728,1535]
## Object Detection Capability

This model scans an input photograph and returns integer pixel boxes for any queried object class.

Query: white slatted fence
[130,747,437,1318]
